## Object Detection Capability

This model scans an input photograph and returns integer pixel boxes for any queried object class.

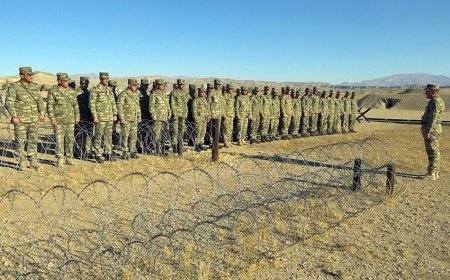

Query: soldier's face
[58,80,69,88]
[100,78,109,86]
[129,84,137,91]
[158,84,165,90]
[179,84,185,91]
[198,91,205,97]
[21,73,33,83]
[214,84,220,90]
[243,90,248,95]
[425,90,435,99]
[140,84,149,91]
[264,90,269,95]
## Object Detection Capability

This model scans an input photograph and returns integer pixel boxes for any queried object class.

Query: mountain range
[340,73,450,87]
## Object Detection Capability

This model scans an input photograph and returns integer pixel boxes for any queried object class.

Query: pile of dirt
[358,94,386,109]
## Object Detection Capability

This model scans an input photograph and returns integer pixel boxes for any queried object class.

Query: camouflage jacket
[149,89,170,121]
[271,97,281,118]
[207,89,224,119]
[47,86,79,124]
[139,89,151,120]
[327,96,335,114]
[250,95,262,119]
[301,95,312,115]
[117,88,141,122]
[5,80,45,123]
[334,98,343,115]
[422,95,445,133]
[89,84,117,122]
[311,94,320,113]
[170,89,189,118]
[350,98,358,114]
[342,97,351,114]
[192,95,210,120]
[222,92,235,119]
[292,97,302,117]
[261,94,272,118]
[235,94,251,119]
[76,89,93,121]
[319,97,329,115]
[280,94,293,117]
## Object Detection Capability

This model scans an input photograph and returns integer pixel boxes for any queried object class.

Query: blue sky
[1,0,449,83]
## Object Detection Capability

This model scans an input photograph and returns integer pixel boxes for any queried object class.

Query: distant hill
[340,73,450,87]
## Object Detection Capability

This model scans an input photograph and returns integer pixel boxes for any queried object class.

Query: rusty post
[212,118,220,162]
[386,163,396,194]
[352,158,362,191]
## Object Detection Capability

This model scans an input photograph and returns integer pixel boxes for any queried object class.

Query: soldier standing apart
[280,86,293,140]
[342,91,351,133]
[260,86,272,142]
[169,79,189,153]
[75,77,93,159]
[421,84,445,180]
[118,79,141,159]
[5,67,45,170]
[300,88,312,137]
[326,90,336,135]
[207,79,224,146]
[349,92,358,133]
[235,86,251,145]
[270,88,281,140]
[138,79,151,153]
[249,87,262,144]
[318,90,329,135]
[222,84,236,147]
[310,87,320,136]
[89,72,117,163]
[291,90,302,138]
[333,92,344,134]
[149,79,171,155]
[192,86,210,151]
[47,73,80,167]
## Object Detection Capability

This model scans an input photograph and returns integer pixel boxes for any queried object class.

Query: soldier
[349,92,358,133]
[169,79,189,153]
[421,84,445,180]
[192,86,210,151]
[300,88,312,137]
[138,78,151,153]
[74,76,93,159]
[108,80,121,103]
[118,79,141,159]
[290,89,302,138]
[5,67,45,170]
[222,84,236,147]
[333,92,344,134]
[149,79,171,155]
[280,86,293,140]
[270,88,281,140]
[68,79,76,90]
[235,86,251,145]
[47,73,80,167]
[318,90,329,135]
[326,90,336,135]
[207,79,224,146]
[260,86,272,142]
[310,87,320,136]
[187,84,196,146]
[89,72,118,163]
[249,86,262,144]
[342,91,351,133]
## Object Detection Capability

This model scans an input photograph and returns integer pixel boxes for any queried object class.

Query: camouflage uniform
[169,79,189,150]
[118,80,141,157]
[301,90,312,136]
[421,85,445,179]
[89,73,117,160]
[149,79,171,153]
[270,89,281,139]
[333,94,344,133]
[207,80,224,137]
[108,80,122,149]
[235,88,251,145]
[75,77,93,158]
[290,92,302,137]
[5,67,45,168]
[349,92,358,132]
[326,91,336,134]
[310,89,320,135]
[249,88,262,143]
[280,89,293,139]
[342,92,351,133]
[222,84,236,147]
[47,73,80,164]
[260,87,272,141]
[318,92,329,134]
[192,88,210,150]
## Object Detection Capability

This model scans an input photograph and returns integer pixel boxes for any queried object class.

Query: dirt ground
[0,114,449,279]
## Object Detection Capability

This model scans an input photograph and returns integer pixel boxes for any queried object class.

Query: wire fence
[0,135,403,279]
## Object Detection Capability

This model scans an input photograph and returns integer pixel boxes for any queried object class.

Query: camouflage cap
[108,80,117,87]
[272,90,280,96]
[330,90,335,94]
[264,86,270,90]
[313,87,317,91]
[19,66,34,75]
[344,91,350,95]
[207,83,212,89]
[214,79,221,85]
[99,72,109,79]
[80,76,89,84]
[56,73,69,81]
[425,84,439,91]
[141,78,149,85]
[128,78,138,86]
[155,79,165,85]
[198,85,206,92]
[177,79,185,85]
[254,86,260,91]
[226,83,235,89]
[305,88,311,92]
[351,92,356,95]
[241,86,248,91]
[189,84,196,90]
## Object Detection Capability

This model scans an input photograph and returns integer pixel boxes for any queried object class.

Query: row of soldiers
[3,67,359,170]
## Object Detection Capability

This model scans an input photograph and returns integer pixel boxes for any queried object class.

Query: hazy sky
[1,0,449,83]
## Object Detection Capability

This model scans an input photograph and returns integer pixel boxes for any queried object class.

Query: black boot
[130,152,139,159]
[172,144,178,154]
[194,144,201,152]
[94,154,104,164]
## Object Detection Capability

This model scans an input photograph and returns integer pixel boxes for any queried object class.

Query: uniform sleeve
[169,91,175,116]
[111,93,118,116]
[149,93,154,117]
[136,94,141,120]
[117,91,125,120]
[89,88,98,119]
[71,90,80,119]
[166,95,171,117]
[46,90,55,121]
[192,98,198,118]
[5,85,17,118]
[36,88,45,116]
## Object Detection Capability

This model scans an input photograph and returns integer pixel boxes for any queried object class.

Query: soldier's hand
[51,120,57,127]
[12,117,20,126]
[113,116,117,122]
[75,117,80,124]
[93,117,100,124]
[138,119,141,123]
[38,115,45,122]
[121,120,127,125]
[422,131,431,140]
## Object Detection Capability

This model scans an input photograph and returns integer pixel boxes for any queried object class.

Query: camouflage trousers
[310,113,318,132]
[342,114,350,132]
[270,117,279,137]
[92,121,113,155]
[171,118,186,145]
[424,130,441,173]
[319,113,328,133]
[153,121,167,143]
[281,115,291,135]
[249,116,260,140]
[260,117,270,136]
[195,119,208,144]
[121,122,138,153]
[75,121,93,158]
[333,114,342,133]
[290,115,301,136]
[327,114,335,133]
[349,114,356,131]
[222,117,234,143]
[301,114,310,134]
[236,118,249,141]
[14,122,38,162]
[54,123,75,159]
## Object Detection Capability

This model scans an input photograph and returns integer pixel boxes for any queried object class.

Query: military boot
[131,152,139,159]
[57,158,65,167]
[194,144,201,152]
[238,139,244,146]
[123,151,130,160]
[30,158,39,170]
[422,172,436,181]
[66,157,76,166]
[172,144,178,154]
[105,153,116,162]
[435,171,440,179]
[94,154,104,164]
[18,161,25,171]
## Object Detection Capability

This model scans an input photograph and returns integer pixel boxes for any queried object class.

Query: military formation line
[2,67,359,170]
